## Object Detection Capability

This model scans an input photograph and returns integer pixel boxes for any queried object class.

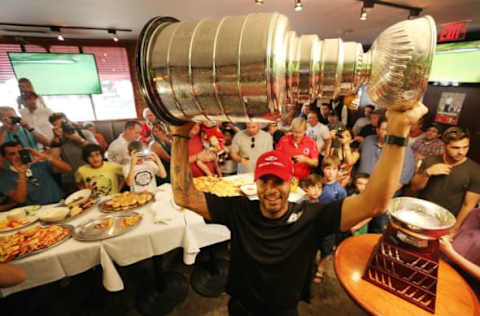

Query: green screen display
[429,40,480,83]
[8,52,102,95]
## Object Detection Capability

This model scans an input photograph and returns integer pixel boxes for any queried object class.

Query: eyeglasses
[251,137,255,149]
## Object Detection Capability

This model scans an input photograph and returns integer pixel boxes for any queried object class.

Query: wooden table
[334,234,480,316]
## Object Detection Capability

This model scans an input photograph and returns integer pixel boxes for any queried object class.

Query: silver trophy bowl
[387,197,456,239]
[137,13,436,124]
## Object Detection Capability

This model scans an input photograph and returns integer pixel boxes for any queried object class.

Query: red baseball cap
[254,150,294,182]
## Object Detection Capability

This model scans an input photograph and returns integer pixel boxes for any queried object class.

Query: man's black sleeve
[205,193,246,228]
[313,199,344,236]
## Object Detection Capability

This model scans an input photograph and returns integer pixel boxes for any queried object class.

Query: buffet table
[335,234,480,316]
[0,184,230,297]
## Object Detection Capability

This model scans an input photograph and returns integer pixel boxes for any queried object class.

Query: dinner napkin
[150,200,179,224]
[182,219,200,265]
[100,246,124,292]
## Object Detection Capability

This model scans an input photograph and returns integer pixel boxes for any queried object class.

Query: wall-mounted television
[428,40,480,84]
[8,52,102,95]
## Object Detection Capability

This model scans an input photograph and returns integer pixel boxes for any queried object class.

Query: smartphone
[19,149,32,164]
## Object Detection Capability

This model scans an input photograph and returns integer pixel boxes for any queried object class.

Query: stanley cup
[137,12,436,124]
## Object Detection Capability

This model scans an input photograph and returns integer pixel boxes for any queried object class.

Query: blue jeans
[319,234,336,258]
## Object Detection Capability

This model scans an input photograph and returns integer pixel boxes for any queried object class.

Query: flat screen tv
[8,52,102,95]
[428,40,480,84]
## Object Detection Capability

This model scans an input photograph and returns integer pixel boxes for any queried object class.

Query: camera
[136,149,150,157]
[19,149,32,164]
[10,116,21,124]
[61,122,76,135]
[336,127,346,139]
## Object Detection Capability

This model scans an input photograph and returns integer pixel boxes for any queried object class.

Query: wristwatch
[384,135,409,147]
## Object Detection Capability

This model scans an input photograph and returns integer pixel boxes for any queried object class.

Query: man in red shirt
[276,118,318,180]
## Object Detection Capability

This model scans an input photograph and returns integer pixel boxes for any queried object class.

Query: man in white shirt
[230,122,273,174]
[352,105,374,136]
[306,112,330,153]
[107,121,143,164]
[19,92,53,141]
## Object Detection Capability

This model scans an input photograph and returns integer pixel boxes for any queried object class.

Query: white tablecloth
[0,184,230,297]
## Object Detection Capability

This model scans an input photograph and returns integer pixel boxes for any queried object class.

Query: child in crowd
[315,156,347,283]
[124,141,167,193]
[300,174,323,203]
[349,173,372,236]
[196,121,223,177]
[76,144,124,198]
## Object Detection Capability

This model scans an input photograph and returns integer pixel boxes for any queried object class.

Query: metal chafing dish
[136,12,436,124]
[73,212,143,242]
[387,197,456,239]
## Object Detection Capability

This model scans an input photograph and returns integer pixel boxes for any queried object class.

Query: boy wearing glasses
[0,141,72,206]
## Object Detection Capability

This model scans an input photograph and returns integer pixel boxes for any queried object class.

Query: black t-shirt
[206,194,343,312]
[419,156,480,216]
[359,124,376,138]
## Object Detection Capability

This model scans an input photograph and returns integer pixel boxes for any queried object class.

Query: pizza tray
[1,224,73,263]
[73,212,143,242]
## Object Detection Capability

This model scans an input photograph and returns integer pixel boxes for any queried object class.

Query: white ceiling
[1,0,479,44]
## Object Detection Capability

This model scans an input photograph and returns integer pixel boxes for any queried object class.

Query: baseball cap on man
[254,150,294,182]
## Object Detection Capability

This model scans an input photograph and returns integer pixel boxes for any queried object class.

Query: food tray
[1,224,73,263]
[73,212,143,241]
[0,205,42,233]
[98,192,154,213]
[39,198,97,224]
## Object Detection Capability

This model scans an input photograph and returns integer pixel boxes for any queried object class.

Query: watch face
[385,135,408,146]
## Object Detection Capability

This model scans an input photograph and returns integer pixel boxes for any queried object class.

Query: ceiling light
[360,7,368,21]
[50,26,64,41]
[255,0,264,5]
[294,0,303,12]
[108,29,119,42]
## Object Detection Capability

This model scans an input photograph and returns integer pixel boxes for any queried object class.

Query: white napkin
[150,200,179,224]
[182,218,200,265]
[99,246,124,292]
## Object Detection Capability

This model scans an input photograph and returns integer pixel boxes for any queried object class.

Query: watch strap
[384,135,408,147]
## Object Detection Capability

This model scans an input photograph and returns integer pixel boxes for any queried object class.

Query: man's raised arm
[171,122,211,220]
[340,104,428,231]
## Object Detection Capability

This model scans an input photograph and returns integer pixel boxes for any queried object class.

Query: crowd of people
[0,79,478,304]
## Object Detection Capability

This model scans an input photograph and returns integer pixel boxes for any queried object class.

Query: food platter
[72,212,143,241]
[0,224,73,263]
[98,192,154,213]
[0,205,42,233]
[39,198,97,224]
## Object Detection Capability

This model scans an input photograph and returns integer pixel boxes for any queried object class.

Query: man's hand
[64,131,84,144]
[197,150,216,162]
[170,121,195,136]
[130,150,139,166]
[25,148,48,164]
[293,154,308,164]
[148,151,161,164]
[385,103,429,137]
[19,119,32,131]
[426,163,451,176]
[439,236,455,253]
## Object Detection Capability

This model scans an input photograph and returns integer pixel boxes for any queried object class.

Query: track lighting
[50,26,64,41]
[360,7,368,21]
[294,0,303,12]
[108,29,119,42]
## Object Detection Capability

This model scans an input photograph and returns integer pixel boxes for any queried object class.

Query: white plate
[0,205,41,233]
[240,184,257,196]
[65,189,92,206]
